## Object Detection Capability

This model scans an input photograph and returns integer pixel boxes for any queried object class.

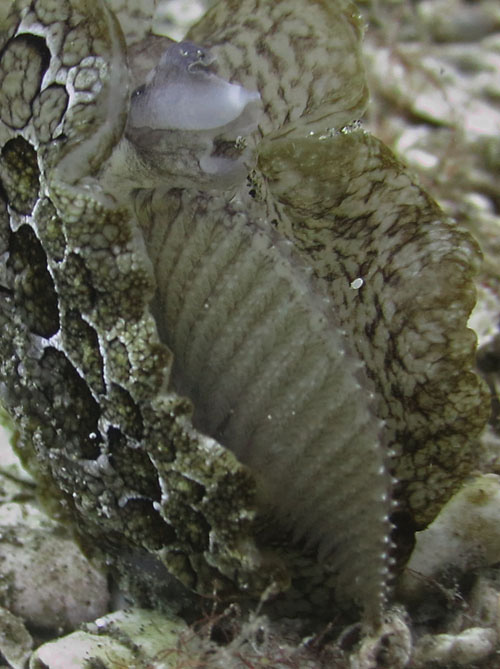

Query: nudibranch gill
[0,0,489,624]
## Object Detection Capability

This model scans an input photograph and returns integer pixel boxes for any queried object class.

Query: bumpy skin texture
[0,0,489,624]
[0,0,269,604]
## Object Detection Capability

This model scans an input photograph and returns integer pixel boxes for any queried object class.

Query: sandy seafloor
[1,0,500,667]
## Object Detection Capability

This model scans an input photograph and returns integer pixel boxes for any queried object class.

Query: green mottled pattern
[0,0,270,605]
[258,129,488,526]
[188,0,368,137]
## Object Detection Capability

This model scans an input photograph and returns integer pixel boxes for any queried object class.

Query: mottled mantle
[0,0,488,624]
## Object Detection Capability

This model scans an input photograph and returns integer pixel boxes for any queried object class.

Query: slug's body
[0,0,488,625]
[124,37,392,616]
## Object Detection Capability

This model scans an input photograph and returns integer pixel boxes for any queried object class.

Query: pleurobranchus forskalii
[0,0,489,625]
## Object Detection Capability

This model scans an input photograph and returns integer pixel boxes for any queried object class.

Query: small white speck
[350,277,363,289]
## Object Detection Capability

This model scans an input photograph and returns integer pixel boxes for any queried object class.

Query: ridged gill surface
[147,188,393,616]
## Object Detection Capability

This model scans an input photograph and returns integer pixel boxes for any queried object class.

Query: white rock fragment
[30,608,193,669]
[367,39,500,138]
[417,0,500,43]
[88,607,193,659]
[0,501,50,529]
[412,627,497,667]
[467,575,500,633]
[30,630,133,669]
[0,605,33,669]
[0,420,110,635]
[469,282,500,349]
[400,474,500,598]
[0,511,109,631]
